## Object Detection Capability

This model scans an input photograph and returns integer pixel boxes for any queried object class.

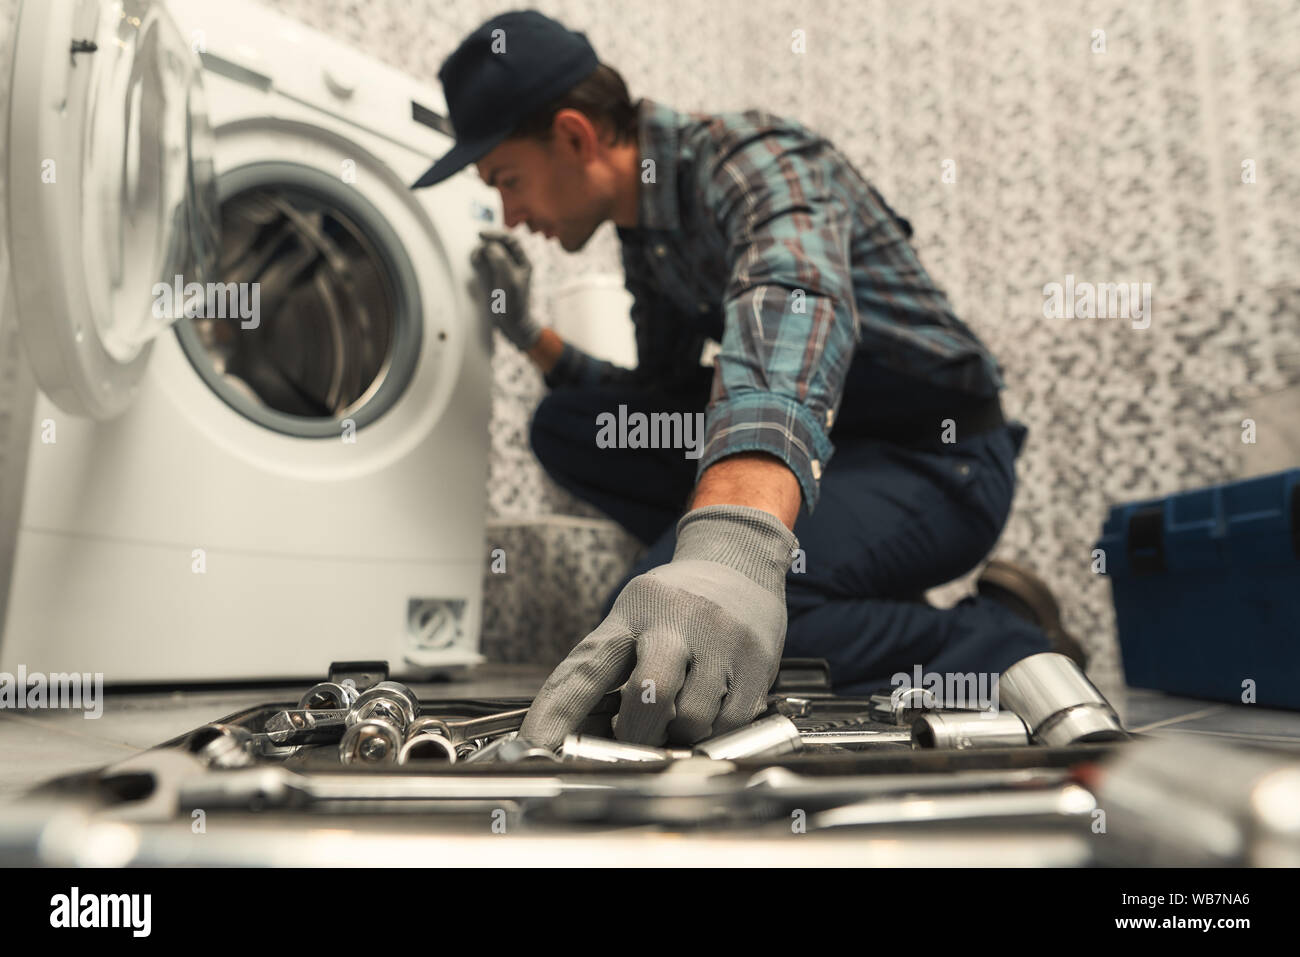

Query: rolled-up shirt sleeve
[692,133,860,513]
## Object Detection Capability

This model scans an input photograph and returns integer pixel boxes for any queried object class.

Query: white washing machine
[0,0,497,682]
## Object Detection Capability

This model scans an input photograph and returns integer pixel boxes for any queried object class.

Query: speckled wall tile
[481,519,645,666]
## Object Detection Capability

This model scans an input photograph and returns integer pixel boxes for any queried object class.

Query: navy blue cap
[410,10,599,189]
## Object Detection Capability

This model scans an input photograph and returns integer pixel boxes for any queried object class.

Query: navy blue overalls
[528,354,1051,695]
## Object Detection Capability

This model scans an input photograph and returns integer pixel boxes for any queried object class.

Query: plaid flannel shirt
[543,97,1004,513]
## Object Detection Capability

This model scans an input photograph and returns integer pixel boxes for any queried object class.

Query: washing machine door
[5,0,218,419]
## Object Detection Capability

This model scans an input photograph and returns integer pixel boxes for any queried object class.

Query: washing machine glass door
[5,0,218,419]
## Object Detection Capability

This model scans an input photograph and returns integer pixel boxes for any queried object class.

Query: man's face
[475,116,612,253]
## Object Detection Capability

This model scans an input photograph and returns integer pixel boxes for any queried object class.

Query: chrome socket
[694,714,803,761]
[561,734,691,763]
[397,734,458,765]
[997,653,1127,746]
[187,723,256,768]
[397,716,459,765]
[345,681,419,736]
[339,718,403,766]
[911,710,1030,749]
[298,681,360,712]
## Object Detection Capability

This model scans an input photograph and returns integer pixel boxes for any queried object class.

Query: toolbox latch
[773,658,833,692]
[1127,506,1166,575]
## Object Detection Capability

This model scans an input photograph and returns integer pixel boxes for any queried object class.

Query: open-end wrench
[263,709,348,745]
[431,689,626,747]
[416,708,530,745]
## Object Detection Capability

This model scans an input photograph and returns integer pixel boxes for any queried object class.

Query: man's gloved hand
[518,504,800,750]
[470,229,543,351]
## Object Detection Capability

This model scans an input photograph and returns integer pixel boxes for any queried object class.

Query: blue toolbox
[1095,468,1300,709]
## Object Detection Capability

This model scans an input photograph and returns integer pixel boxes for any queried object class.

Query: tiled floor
[2,664,1299,803]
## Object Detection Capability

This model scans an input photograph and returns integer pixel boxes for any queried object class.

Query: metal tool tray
[32,659,1123,821]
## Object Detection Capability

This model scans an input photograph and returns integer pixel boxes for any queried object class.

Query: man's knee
[531,388,617,484]
[528,390,578,469]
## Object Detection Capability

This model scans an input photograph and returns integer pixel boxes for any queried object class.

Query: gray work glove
[470,229,543,351]
[518,504,800,750]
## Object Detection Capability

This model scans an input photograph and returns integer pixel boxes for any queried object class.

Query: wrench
[263,709,348,745]
[433,689,626,747]
[93,748,1071,824]
[416,708,530,745]
[806,783,1096,829]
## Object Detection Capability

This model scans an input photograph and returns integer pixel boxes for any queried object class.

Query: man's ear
[553,109,599,159]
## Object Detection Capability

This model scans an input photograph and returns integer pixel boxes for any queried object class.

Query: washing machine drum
[199,188,392,416]
[176,175,423,437]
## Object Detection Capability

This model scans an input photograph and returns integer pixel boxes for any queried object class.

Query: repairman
[410,10,1086,751]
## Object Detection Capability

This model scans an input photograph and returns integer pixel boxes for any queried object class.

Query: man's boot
[977,559,1090,669]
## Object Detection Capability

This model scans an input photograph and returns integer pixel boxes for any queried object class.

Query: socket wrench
[997,653,1127,746]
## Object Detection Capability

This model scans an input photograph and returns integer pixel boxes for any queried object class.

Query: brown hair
[509,63,638,146]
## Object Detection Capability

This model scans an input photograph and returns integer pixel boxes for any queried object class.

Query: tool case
[1095,468,1300,709]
